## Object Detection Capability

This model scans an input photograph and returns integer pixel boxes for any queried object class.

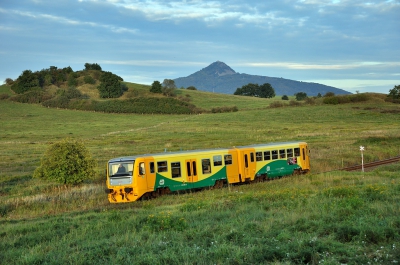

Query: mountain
[174,61,351,96]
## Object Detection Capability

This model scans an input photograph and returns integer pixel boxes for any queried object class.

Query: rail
[341,156,400,172]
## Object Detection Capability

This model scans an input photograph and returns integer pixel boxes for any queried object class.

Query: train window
[171,162,181,178]
[272,150,278,160]
[139,162,145,175]
[287,149,293,158]
[279,149,286,159]
[294,148,300,156]
[150,162,155,173]
[256,152,263,161]
[186,161,191,176]
[213,155,222,166]
[244,154,248,168]
[264,151,271,160]
[202,159,211,174]
[250,152,255,162]
[224,155,232,165]
[157,161,168,172]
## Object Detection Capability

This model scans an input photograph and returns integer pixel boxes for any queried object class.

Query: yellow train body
[105,141,310,203]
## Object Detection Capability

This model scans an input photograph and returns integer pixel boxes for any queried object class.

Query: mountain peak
[200,61,236,77]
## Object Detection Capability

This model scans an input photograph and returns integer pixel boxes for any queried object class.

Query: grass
[0,88,399,264]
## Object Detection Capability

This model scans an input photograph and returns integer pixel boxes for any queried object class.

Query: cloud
[241,61,400,70]
[0,7,139,34]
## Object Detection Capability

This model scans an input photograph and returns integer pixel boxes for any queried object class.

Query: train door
[135,158,149,197]
[225,150,240,184]
[145,157,156,192]
[185,159,198,184]
[238,148,256,182]
[299,143,310,171]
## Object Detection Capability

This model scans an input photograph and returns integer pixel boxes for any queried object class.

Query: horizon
[1,1,399,94]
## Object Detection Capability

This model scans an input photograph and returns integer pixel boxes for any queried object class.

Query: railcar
[105,141,310,203]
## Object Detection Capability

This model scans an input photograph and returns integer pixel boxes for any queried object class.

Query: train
[105,141,310,203]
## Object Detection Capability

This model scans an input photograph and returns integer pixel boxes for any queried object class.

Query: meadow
[0,86,399,264]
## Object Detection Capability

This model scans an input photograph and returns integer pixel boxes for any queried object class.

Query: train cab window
[150,162,155,173]
[224,155,232,165]
[264,151,271,161]
[213,155,222,166]
[294,148,300,157]
[256,152,263,161]
[157,161,168,172]
[171,162,181,178]
[250,152,255,162]
[139,162,145,175]
[287,149,293,158]
[202,159,211,174]
[272,150,278,160]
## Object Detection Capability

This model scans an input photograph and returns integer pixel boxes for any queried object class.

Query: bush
[211,106,238,113]
[269,101,285,108]
[84,75,96,84]
[33,138,96,185]
[9,90,53,104]
[281,95,289,100]
[0,94,10,100]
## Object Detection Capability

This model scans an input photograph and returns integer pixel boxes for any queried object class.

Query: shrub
[186,86,197,90]
[33,138,96,185]
[84,75,96,84]
[269,101,284,108]
[281,95,289,100]
[211,106,238,113]
[0,93,10,100]
[9,90,53,104]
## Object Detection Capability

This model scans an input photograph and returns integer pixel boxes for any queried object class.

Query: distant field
[0,88,399,264]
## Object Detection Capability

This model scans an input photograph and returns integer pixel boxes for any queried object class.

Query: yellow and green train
[105,141,310,203]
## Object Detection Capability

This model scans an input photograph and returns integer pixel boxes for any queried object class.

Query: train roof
[108,141,307,163]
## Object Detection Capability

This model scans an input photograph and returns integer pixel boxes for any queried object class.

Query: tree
[258,83,275,98]
[282,95,289,100]
[162,79,177,89]
[97,71,124,98]
[150,80,162,93]
[162,79,177,97]
[186,86,197,90]
[11,70,40,94]
[84,63,102,71]
[4,78,14,85]
[33,138,96,185]
[324,92,335,97]
[234,83,275,98]
[295,92,308,101]
[388,85,400,99]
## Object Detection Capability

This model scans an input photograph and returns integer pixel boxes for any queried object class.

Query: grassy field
[0,87,399,264]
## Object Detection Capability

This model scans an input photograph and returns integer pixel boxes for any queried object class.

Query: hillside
[174,61,352,96]
[0,98,399,264]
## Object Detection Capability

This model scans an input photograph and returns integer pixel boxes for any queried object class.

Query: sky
[1,0,399,94]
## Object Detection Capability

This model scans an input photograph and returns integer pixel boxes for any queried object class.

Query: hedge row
[323,94,369,104]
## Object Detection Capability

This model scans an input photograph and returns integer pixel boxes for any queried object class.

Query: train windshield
[109,161,134,177]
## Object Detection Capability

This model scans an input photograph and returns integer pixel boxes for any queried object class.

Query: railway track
[341,156,400,172]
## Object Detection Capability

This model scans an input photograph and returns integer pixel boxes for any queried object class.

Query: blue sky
[1,0,399,94]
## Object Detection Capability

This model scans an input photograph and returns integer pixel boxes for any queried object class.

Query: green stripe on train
[154,167,227,191]
[257,160,301,179]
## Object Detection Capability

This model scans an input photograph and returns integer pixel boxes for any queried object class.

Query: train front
[105,158,135,203]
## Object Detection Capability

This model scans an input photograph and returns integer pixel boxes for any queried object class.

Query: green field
[0,86,399,264]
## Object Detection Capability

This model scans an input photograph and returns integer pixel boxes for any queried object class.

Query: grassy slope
[0,85,399,264]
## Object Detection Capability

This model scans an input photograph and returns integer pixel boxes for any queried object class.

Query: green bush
[9,90,53,104]
[211,106,238,113]
[33,138,97,185]
[84,75,96,84]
